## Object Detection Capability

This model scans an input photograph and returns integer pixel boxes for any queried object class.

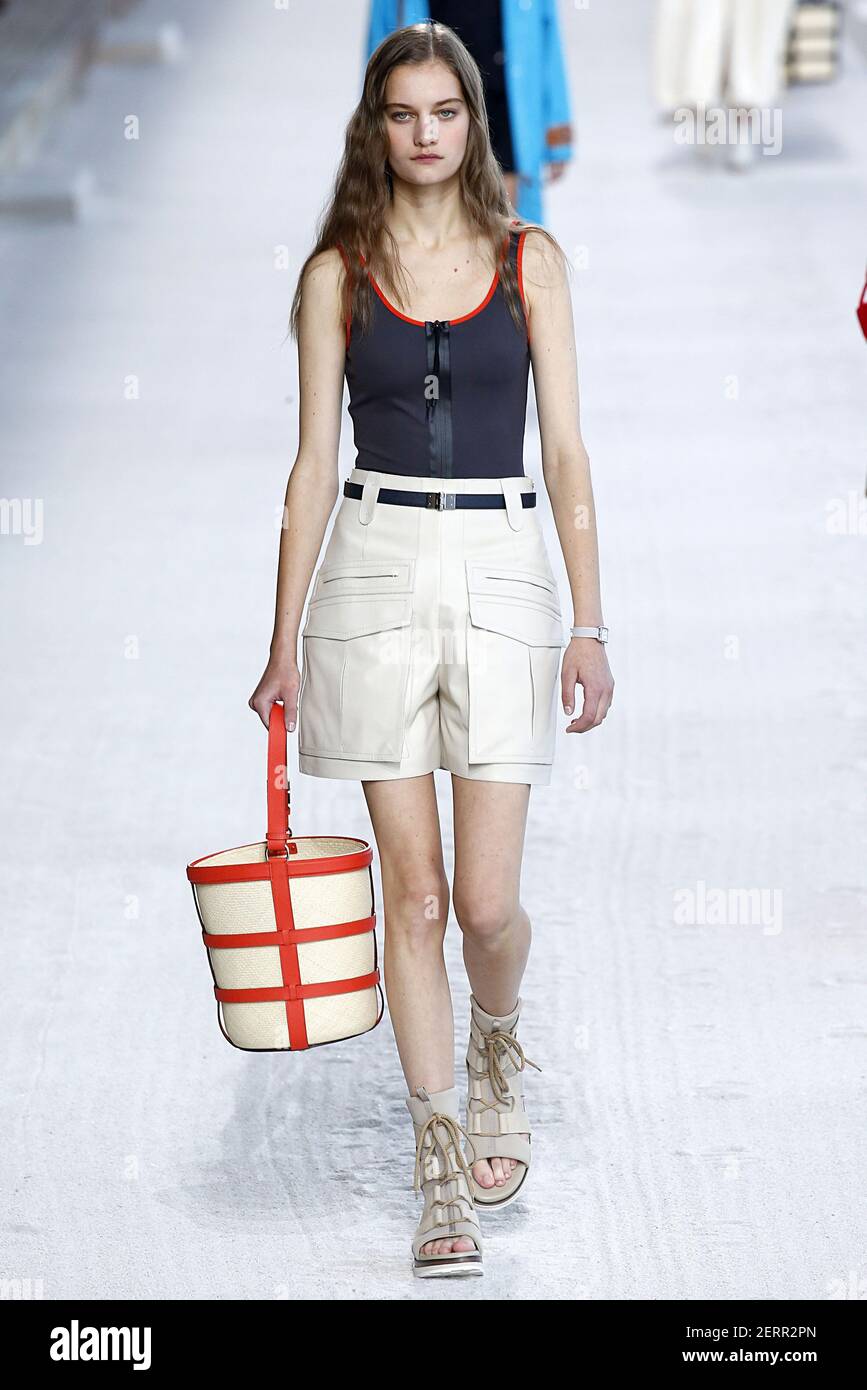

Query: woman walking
[250,20,612,1277]
[654,0,796,168]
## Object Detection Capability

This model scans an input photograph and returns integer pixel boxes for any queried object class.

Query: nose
[416,114,439,146]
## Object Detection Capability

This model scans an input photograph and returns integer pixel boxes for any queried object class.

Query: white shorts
[297,468,567,785]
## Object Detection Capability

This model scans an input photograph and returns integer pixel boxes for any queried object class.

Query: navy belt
[343,481,536,510]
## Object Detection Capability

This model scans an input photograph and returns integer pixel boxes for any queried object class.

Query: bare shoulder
[301,245,346,300]
[298,245,348,345]
[519,226,569,306]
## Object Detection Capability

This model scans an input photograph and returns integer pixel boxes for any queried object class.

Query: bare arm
[248,247,346,729]
[523,229,614,733]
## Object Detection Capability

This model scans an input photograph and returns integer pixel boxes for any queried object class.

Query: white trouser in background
[654,0,796,109]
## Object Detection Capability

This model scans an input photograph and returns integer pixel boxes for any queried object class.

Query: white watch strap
[571,625,608,643]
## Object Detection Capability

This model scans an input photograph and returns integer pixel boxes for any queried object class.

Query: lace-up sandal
[464,994,541,1211]
[405,1085,483,1278]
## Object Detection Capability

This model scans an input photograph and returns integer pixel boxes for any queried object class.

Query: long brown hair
[287,20,564,343]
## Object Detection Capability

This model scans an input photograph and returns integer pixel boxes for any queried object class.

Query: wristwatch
[570,625,609,644]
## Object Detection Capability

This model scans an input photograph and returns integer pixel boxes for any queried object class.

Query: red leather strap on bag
[857,272,867,342]
[266,701,296,858]
[264,702,307,1046]
[187,842,372,884]
[203,914,376,950]
[268,855,308,1047]
[215,972,380,1005]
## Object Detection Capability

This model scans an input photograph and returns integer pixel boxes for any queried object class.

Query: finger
[253,696,273,730]
[578,689,605,733]
[569,686,605,732]
[565,683,592,730]
[595,681,615,724]
[593,686,614,726]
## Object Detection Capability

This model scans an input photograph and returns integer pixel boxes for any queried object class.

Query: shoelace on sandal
[470,1029,542,1112]
[412,1112,477,1220]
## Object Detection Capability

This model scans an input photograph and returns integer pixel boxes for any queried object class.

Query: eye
[391,111,413,123]
[436,108,458,119]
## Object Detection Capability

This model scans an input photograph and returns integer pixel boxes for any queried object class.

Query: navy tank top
[337,224,531,479]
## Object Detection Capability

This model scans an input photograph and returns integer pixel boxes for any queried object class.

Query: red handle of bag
[266,701,296,858]
[857,272,867,343]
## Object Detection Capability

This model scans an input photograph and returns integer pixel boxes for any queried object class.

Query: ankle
[470,992,521,1032]
[473,995,518,1019]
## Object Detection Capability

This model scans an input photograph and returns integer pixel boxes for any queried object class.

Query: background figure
[654,0,796,153]
[366,0,573,223]
[427,2,518,205]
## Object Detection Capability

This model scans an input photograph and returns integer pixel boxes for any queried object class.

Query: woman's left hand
[561,638,614,732]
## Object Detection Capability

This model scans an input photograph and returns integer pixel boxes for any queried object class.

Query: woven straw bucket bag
[186,702,384,1051]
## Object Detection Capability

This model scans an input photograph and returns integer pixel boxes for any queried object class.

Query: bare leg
[361,773,474,1258]
[450,774,532,1193]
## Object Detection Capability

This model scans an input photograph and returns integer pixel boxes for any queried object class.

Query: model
[249,19,613,1278]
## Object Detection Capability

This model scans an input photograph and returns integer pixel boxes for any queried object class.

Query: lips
[412,155,441,161]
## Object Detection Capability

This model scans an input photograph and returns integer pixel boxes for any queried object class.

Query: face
[382,60,469,187]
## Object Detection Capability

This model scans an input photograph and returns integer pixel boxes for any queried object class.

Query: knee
[453,890,521,946]
[382,869,450,946]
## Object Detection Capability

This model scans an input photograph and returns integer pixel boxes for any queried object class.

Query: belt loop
[502,477,524,531]
[359,471,381,525]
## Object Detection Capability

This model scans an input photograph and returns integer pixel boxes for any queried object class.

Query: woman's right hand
[248,651,301,731]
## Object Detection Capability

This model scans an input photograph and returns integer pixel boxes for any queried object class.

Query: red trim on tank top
[336,219,529,348]
[516,229,530,346]
[360,245,505,327]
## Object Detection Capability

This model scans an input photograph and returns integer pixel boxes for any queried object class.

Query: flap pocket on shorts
[466,562,566,647]
[302,593,413,640]
[466,561,559,609]
[464,561,565,763]
[299,557,415,761]
[311,558,415,604]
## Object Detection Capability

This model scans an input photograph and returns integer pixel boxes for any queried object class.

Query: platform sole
[471,1165,529,1212]
[412,1255,484,1278]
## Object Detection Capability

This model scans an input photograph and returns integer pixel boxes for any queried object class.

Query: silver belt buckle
[425,490,456,510]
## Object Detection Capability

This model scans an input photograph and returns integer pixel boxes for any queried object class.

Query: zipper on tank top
[425,319,453,479]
